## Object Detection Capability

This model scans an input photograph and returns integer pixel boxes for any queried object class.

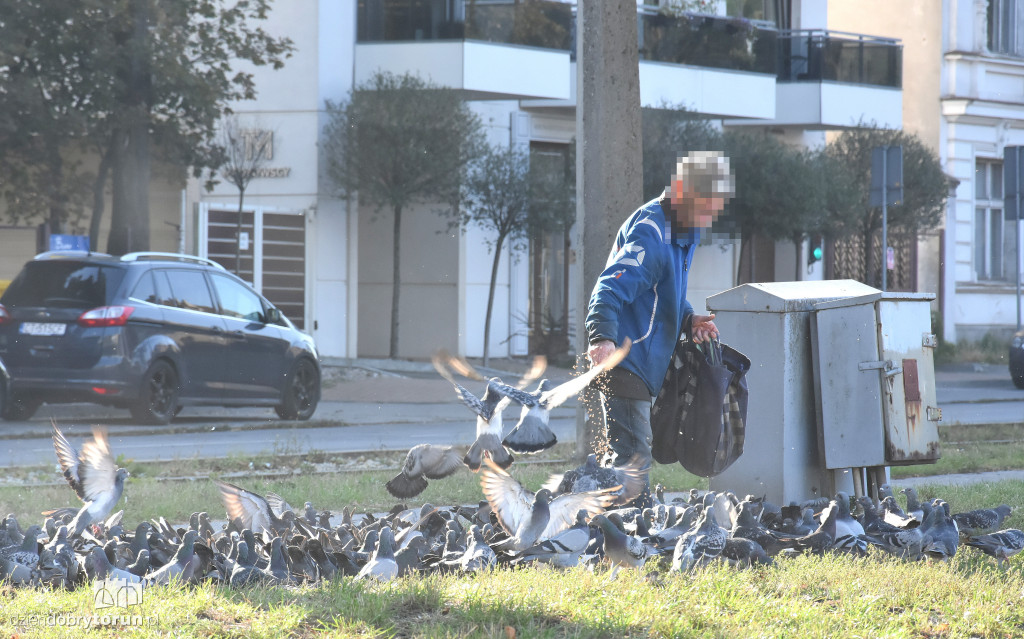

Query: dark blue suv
[0,251,321,424]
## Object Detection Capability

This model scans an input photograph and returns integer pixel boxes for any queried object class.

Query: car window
[0,262,125,308]
[163,269,216,314]
[131,271,176,306]
[210,274,265,322]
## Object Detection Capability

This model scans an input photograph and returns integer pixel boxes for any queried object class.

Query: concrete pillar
[574,0,643,458]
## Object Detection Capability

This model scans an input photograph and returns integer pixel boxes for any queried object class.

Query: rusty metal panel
[811,303,886,469]
[877,298,941,464]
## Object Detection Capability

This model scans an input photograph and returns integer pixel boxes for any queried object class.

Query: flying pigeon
[385,444,465,498]
[479,455,622,552]
[49,423,130,537]
[964,529,1024,567]
[214,480,295,535]
[542,453,648,507]
[488,339,630,454]
[433,363,514,471]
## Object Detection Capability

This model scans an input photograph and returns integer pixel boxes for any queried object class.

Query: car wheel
[131,360,179,425]
[275,359,319,421]
[1,393,41,421]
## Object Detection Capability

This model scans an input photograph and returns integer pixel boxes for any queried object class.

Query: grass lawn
[4,433,1024,637]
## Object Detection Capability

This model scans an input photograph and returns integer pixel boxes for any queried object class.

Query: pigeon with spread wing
[49,423,129,537]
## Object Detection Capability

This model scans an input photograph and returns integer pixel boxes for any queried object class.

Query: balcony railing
[638,10,778,75]
[776,30,902,88]
[356,0,573,51]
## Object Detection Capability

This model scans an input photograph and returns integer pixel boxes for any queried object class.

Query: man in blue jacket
[586,151,734,501]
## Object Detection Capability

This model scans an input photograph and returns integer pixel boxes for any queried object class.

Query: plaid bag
[650,335,750,477]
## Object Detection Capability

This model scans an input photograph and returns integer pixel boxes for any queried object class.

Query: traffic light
[808,235,823,266]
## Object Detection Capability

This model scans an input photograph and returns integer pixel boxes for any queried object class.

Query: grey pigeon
[591,514,657,579]
[922,500,959,561]
[356,526,399,581]
[490,341,629,454]
[458,525,497,572]
[87,546,141,583]
[965,529,1024,567]
[50,424,130,537]
[541,453,648,507]
[901,487,925,522]
[214,480,294,535]
[145,530,201,585]
[514,511,591,568]
[386,444,464,498]
[672,508,727,572]
[480,455,621,552]
[952,504,1012,537]
[780,501,839,555]
[721,537,772,568]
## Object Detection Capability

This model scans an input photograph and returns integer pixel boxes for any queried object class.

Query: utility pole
[575,0,643,460]
[870,146,902,290]
[1005,146,1024,331]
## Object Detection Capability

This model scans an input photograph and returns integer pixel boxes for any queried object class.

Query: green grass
[5,547,1024,638]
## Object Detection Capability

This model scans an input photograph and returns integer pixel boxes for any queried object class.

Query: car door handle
[229,330,246,339]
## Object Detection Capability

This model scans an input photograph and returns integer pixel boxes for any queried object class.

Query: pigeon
[86,546,141,583]
[214,480,294,535]
[721,537,772,568]
[145,530,201,585]
[922,500,959,562]
[356,526,399,582]
[385,444,465,498]
[489,339,630,454]
[514,511,592,568]
[49,424,130,537]
[479,455,622,552]
[449,378,513,470]
[542,453,649,507]
[964,529,1024,567]
[779,501,839,555]
[952,505,1012,537]
[457,525,497,572]
[591,514,657,579]
[901,487,925,522]
[672,508,727,572]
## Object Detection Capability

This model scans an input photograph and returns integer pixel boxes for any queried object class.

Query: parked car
[1012,330,1024,390]
[0,251,321,424]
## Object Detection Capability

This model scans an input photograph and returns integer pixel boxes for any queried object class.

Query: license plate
[20,322,67,336]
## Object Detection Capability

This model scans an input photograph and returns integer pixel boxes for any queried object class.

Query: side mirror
[266,307,283,325]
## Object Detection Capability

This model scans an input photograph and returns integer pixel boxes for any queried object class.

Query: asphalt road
[0,362,1020,469]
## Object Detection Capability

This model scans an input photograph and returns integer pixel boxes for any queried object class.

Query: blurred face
[668,175,725,230]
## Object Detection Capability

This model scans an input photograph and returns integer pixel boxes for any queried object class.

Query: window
[210,274,265,323]
[1,263,124,308]
[988,0,1024,57]
[130,271,173,306]
[974,160,1015,281]
[163,270,216,313]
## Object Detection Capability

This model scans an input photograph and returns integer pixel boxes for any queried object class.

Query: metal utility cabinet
[704,280,941,504]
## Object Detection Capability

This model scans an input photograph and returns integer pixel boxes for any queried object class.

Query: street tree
[641,105,723,201]
[826,126,947,284]
[323,71,484,358]
[215,116,271,276]
[460,145,532,366]
[0,0,293,254]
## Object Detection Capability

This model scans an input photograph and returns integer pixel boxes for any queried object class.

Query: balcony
[730,29,903,129]
[354,0,572,100]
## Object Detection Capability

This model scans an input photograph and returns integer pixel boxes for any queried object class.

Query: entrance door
[199,205,307,329]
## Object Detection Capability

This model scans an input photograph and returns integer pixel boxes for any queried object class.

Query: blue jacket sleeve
[586,221,665,345]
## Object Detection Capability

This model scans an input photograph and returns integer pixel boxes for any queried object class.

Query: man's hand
[588,339,617,366]
[691,313,719,343]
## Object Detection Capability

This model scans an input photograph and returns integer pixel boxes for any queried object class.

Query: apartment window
[988,0,1024,56]
[975,160,1015,281]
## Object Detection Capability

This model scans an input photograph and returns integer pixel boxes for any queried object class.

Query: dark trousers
[600,392,653,469]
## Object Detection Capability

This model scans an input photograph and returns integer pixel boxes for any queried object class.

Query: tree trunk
[108,0,151,255]
[389,203,403,359]
[531,230,543,353]
[483,234,506,367]
[794,237,802,281]
[45,137,65,234]
[235,189,246,277]
[89,141,115,251]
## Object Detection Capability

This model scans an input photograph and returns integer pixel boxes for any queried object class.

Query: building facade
[175,0,907,360]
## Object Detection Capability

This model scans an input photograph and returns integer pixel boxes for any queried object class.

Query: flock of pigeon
[1,349,1022,592]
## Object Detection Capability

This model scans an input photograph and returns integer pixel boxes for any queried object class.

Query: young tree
[460,145,532,366]
[826,126,947,284]
[323,71,484,358]
[0,0,293,253]
[215,116,271,276]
